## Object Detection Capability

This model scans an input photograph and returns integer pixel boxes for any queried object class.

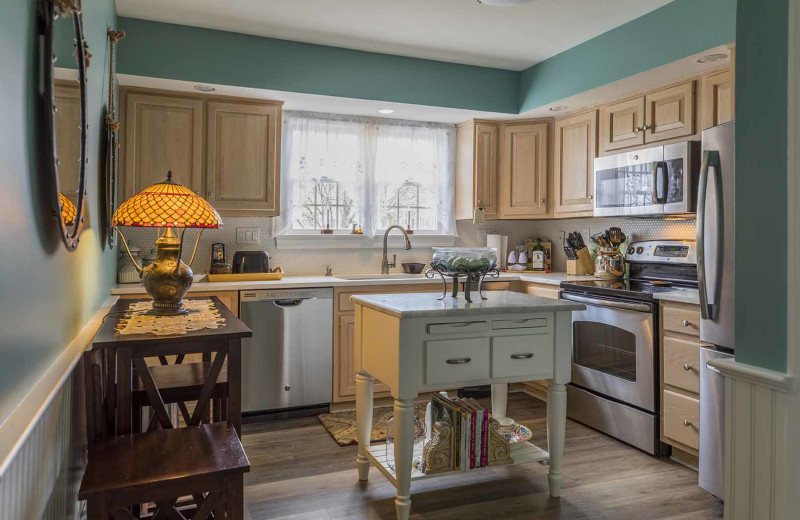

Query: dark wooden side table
[90,296,253,438]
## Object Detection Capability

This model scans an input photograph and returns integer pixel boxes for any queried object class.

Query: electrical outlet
[236,227,260,245]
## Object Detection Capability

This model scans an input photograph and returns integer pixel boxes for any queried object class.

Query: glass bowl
[431,247,497,274]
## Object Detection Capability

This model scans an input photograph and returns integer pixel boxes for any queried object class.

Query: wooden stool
[132,360,229,432]
[79,421,249,519]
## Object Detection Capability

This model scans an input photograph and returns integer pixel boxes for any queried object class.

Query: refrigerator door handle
[696,150,724,320]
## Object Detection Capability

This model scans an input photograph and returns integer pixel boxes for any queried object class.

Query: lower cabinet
[517,282,562,400]
[659,300,707,458]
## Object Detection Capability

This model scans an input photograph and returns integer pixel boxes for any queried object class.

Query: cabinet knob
[683,419,692,427]
[642,124,651,131]
[683,363,692,371]
[635,127,643,133]
[682,320,692,327]
[207,192,214,199]
[588,194,594,200]
[540,199,546,205]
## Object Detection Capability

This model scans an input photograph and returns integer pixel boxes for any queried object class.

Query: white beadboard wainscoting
[706,359,797,520]
[0,298,117,520]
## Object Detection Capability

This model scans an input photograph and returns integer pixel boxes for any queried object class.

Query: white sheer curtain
[274,111,455,237]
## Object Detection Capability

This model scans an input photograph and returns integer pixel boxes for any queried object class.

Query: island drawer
[663,336,701,394]
[663,390,700,450]
[425,338,490,385]
[427,321,488,335]
[662,303,701,337]
[492,335,553,379]
[491,317,549,330]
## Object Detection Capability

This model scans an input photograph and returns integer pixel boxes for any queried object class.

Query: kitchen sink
[334,273,427,281]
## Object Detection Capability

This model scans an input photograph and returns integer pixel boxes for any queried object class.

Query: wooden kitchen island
[351,291,584,520]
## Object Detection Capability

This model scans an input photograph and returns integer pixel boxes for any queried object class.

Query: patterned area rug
[318,405,425,446]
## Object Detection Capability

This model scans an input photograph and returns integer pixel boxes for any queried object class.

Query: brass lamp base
[141,228,194,315]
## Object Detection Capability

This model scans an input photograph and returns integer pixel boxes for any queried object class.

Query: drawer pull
[683,363,693,371]
[446,357,472,365]
[683,419,693,427]
[682,320,693,327]
[510,353,534,360]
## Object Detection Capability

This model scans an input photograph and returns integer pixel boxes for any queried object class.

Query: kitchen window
[274,111,456,238]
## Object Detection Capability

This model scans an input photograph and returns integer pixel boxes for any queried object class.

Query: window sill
[275,233,458,250]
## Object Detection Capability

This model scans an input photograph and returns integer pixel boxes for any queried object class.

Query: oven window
[595,163,655,209]
[573,321,637,382]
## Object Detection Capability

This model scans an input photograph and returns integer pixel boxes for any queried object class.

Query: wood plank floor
[242,393,723,520]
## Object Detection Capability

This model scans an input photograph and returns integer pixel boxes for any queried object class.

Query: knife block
[567,248,594,275]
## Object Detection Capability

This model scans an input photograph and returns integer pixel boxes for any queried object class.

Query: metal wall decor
[39,0,90,251]
[104,28,125,247]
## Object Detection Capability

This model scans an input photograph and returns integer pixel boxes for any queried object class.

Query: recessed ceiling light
[477,0,537,6]
[696,53,727,64]
[378,109,395,114]
[548,105,568,112]
[193,84,216,92]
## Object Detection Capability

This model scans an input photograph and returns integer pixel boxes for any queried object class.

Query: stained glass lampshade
[112,171,221,229]
[59,192,76,226]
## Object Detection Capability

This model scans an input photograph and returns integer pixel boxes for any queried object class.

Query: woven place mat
[116,299,226,336]
[318,405,426,446]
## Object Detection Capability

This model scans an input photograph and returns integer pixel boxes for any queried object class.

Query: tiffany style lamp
[112,171,221,315]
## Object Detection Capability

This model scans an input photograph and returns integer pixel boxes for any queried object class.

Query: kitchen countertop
[351,290,585,318]
[652,287,701,305]
[110,271,599,294]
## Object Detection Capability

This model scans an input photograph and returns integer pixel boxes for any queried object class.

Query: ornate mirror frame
[105,29,125,247]
[39,0,89,251]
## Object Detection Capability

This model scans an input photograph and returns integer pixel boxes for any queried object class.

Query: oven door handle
[561,293,652,313]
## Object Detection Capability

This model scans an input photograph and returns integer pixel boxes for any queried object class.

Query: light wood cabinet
[120,88,283,216]
[644,82,695,143]
[662,390,700,450]
[455,120,499,220]
[205,101,281,216]
[122,92,205,199]
[553,110,596,217]
[518,282,560,400]
[498,122,550,218]
[701,69,734,130]
[599,97,645,153]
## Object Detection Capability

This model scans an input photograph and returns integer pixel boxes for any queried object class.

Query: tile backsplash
[120,216,695,277]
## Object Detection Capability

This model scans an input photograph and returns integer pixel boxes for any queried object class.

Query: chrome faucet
[381,225,412,274]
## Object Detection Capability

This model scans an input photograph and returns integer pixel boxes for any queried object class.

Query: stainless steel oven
[593,141,699,217]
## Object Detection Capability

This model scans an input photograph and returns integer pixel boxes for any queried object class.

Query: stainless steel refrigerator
[697,121,735,499]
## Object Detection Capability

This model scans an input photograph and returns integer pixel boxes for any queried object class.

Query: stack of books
[430,393,491,471]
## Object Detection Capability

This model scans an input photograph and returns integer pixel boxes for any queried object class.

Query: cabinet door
[599,97,645,153]
[554,111,596,216]
[474,122,499,218]
[206,101,281,216]
[498,122,549,218]
[54,83,81,204]
[701,70,733,130]
[123,93,204,199]
[644,82,694,143]
[337,313,390,398]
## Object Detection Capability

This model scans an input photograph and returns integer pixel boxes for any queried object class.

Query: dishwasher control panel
[240,289,323,302]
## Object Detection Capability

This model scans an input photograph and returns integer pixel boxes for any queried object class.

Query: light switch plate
[236,227,260,245]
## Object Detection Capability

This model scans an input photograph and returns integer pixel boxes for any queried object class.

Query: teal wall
[116,17,520,114]
[519,0,737,112]
[0,0,118,424]
[734,0,788,372]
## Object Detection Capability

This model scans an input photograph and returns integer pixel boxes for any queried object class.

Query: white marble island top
[350,290,585,318]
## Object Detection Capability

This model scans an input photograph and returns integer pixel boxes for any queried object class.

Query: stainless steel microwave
[593,141,700,217]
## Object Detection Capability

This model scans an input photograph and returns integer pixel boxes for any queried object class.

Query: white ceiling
[115,0,674,71]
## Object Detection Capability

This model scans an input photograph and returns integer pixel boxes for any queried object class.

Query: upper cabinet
[599,97,645,152]
[455,120,499,220]
[498,121,550,219]
[553,110,596,217]
[122,92,204,199]
[644,82,695,143]
[120,88,283,217]
[206,101,281,216]
[599,80,695,155]
[701,69,734,130]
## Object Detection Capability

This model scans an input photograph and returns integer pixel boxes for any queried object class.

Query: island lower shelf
[365,440,550,487]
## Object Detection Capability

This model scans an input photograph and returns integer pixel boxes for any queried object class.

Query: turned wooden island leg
[356,371,374,481]
[490,383,509,419]
[547,381,567,497]
[392,397,416,520]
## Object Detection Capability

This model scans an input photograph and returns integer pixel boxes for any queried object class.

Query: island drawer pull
[491,318,548,330]
[428,321,488,335]
[446,357,472,365]
[510,353,534,360]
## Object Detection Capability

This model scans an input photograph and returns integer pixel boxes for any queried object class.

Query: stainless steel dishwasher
[239,288,333,415]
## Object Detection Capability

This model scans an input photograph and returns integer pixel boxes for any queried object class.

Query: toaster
[232,251,270,273]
